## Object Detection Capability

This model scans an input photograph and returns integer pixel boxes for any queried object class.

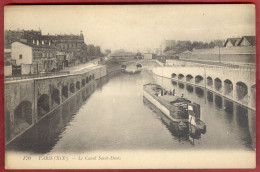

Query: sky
[4,5,255,52]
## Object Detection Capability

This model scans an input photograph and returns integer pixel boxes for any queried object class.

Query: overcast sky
[5,5,255,52]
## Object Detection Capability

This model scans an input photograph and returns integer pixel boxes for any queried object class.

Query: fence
[4,71,70,81]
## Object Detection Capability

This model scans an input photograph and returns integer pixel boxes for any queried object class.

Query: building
[223,38,241,47]
[143,53,156,59]
[223,36,256,47]
[11,41,57,74]
[4,29,42,48]
[236,36,256,46]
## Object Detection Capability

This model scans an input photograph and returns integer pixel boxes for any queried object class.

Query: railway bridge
[5,65,107,144]
[153,65,256,111]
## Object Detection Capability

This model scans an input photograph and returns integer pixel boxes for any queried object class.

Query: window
[19,54,22,59]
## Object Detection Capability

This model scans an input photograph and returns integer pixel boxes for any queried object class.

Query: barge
[143,83,206,133]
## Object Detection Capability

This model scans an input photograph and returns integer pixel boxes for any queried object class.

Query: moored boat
[143,83,206,132]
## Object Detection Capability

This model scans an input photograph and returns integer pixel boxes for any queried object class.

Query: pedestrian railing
[4,71,70,81]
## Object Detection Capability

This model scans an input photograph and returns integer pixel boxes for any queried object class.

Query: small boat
[143,83,206,132]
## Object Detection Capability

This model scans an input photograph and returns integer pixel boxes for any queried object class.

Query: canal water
[6,70,255,154]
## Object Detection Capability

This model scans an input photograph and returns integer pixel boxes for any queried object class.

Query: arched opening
[186,74,193,82]
[224,79,233,95]
[214,78,222,91]
[82,79,85,87]
[186,84,193,93]
[172,80,177,85]
[62,85,68,98]
[89,75,92,81]
[51,88,60,105]
[207,76,213,87]
[76,81,80,90]
[236,82,248,100]
[14,101,33,132]
[207,91,213,102]
[70,83,75,93]
[195,75,203,84]
[195,87,204,97]
[178,82,184,89]
[171,73,177,78]
[92,74,95,80]
[37,94,50,118]
[86,77,89,83]
[178,74,184,80]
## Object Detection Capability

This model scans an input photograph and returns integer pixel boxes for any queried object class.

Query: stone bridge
[153,65,255,111]
[5,65,107,144]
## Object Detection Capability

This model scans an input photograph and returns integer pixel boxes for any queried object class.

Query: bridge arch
[76,81,80,90]
[51,88,60,105]
[207,76,213,87]
[178,74,184,81]
[70,83,75,93]
[62,85,68,98]
[14,101,33,132]
[37,94,50,118]
[171,73,177,78]
[195,75,204,84]
[186,74,193,82]
[82,79,85,87]
[236,81,248,101]
[224,79,233,96]
[214,78,222,92]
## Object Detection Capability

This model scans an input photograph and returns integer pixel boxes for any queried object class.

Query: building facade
[11,41,57,74]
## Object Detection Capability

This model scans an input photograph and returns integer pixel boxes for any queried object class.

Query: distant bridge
[153,65,256,111]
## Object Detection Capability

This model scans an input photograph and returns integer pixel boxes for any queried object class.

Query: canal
[6,70,255,153]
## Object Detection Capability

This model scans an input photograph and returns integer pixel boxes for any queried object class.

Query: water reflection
[215,95,223,109]
[207,91,213,102]
[178,82,185,89]
[186,84,194,93]
[195,87,204,97]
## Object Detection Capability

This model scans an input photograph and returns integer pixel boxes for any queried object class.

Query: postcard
[4,4,256,169]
